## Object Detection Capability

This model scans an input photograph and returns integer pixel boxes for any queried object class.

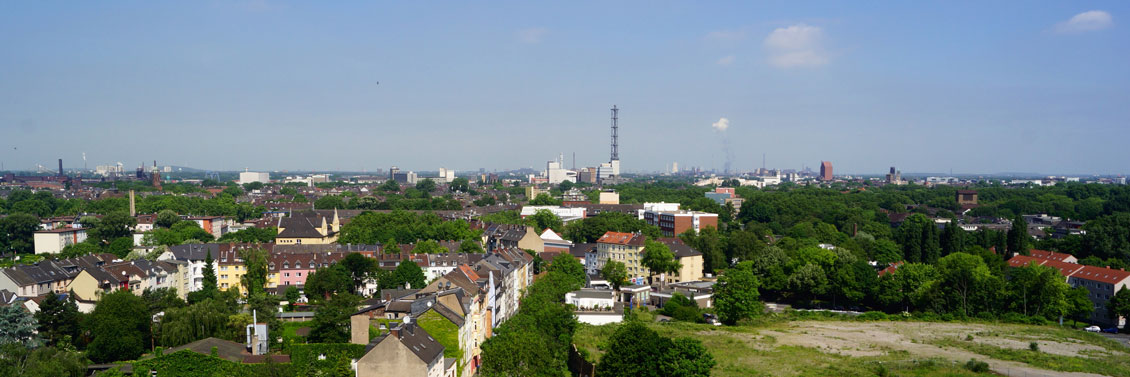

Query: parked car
[1085,326,1101,332]
[1102,327,1119,334]
[703,313,721,326]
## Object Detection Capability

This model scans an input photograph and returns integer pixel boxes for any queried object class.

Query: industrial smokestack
[129,190,136,217]
[58,159,63,176]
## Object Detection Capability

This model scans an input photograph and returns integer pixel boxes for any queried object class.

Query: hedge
[132,350,264,377]
[288,343,368,377]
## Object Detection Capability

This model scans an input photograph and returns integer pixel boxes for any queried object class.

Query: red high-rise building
[820,161,833,181]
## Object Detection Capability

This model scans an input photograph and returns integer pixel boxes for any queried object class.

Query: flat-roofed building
[33,227,87,255]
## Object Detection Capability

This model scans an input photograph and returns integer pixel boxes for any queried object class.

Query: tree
[309,293,360,343]
[239,247,270,297]
[304,264,352,301]
[379,179,400,192]
[157,295,238,347]
[170,221,213,243]
[1066,286,1093,326]
[875,263,937,312]
[940,221,965,256]
[87,291,150,363]
[155,210,180,228]
[450,177,470,192]
[340,252,376,293]
[188,251,218,303]
[713,261,761,325]
[641,240,681,285]
[601,261,628,291]
[1109,287,1130,329]
[527,209,563,232]
[558,180,574,192]
[660,337,715,377]
[0,305,40,347]
[787,263,828,303]
[284,286,301,311]
[1007,262,1070,318]
[107,237,134,258]
[0,345,89,377]
[88,211,137,244]
[393,260,427,289]
[458,240,484,253]
[59,242,102,258]
[598,321,712,377]
[564,212,662,243]
[415,178,437,193]
[412,239,446,254]
[529,193,562,206]
[599,321,671,377]
[871,239,902,264]
[1082,213,1130,261]
[1007,214,1029,256]
[313,195,346,210]
[0,213,40,254]
[926,252,999,317]
[34,292,80,348]
[545,253,586,289]
[141,287,185,316]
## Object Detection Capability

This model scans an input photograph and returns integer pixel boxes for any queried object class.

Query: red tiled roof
[1008,254,1128,284]
[1007,255,1084,277]
[878,261,904,277]
[1072,265,1130,285]
[1028,249,1075,262]
[458,265,481,281]
[597,231,645,246]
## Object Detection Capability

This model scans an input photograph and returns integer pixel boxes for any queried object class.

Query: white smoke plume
[711,117,730,132]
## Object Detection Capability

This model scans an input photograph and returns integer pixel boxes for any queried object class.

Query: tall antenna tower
[610,105,619,161]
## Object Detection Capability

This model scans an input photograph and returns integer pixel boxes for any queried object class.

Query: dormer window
[309,262,315,269]
[283,262,290,269]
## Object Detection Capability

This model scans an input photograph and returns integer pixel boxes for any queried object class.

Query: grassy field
[573,313,1129,377]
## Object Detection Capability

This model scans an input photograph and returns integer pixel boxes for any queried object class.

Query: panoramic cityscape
[1,2,1129,377]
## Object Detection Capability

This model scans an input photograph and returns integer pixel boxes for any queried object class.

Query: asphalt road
[1100,332,1130,347]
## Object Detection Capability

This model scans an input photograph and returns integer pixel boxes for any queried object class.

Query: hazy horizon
[2,2,1127,175]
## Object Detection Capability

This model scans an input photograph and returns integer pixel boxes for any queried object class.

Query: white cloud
[517,28,548,44]
[1055,10,1113,33]
[763,23,828,68]
[716,55,736,66]
[711,118,730,132]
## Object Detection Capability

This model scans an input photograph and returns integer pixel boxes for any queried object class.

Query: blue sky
[1,1,1127,175]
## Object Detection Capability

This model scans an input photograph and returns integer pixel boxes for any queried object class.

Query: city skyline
[2,2,1128,174]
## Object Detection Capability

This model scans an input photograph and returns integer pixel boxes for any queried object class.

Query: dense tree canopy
[338,210,478,244]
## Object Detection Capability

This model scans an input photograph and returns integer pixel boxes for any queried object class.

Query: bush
[876,364,890,377]
[1029,341,1040,352]
[288,343,367,377]
[857,311,888,321]
[964,358,990,373]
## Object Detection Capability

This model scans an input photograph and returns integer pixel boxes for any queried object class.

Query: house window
[297,272,303,277]
[309,262,315,269]
[285,273,290,277]
[283,262,289,269]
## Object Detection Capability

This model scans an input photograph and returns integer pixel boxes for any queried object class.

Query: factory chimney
[58,159,63,176]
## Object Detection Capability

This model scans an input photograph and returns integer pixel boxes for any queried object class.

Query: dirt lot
[762,321,1121,377]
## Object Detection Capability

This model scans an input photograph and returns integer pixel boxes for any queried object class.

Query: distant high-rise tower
[610,105,619,162]
[820,161,834,181]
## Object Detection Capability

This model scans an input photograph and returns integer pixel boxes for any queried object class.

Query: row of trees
[338,210,479,245]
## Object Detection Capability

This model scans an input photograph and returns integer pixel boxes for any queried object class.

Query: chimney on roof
[390,324,401,338]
